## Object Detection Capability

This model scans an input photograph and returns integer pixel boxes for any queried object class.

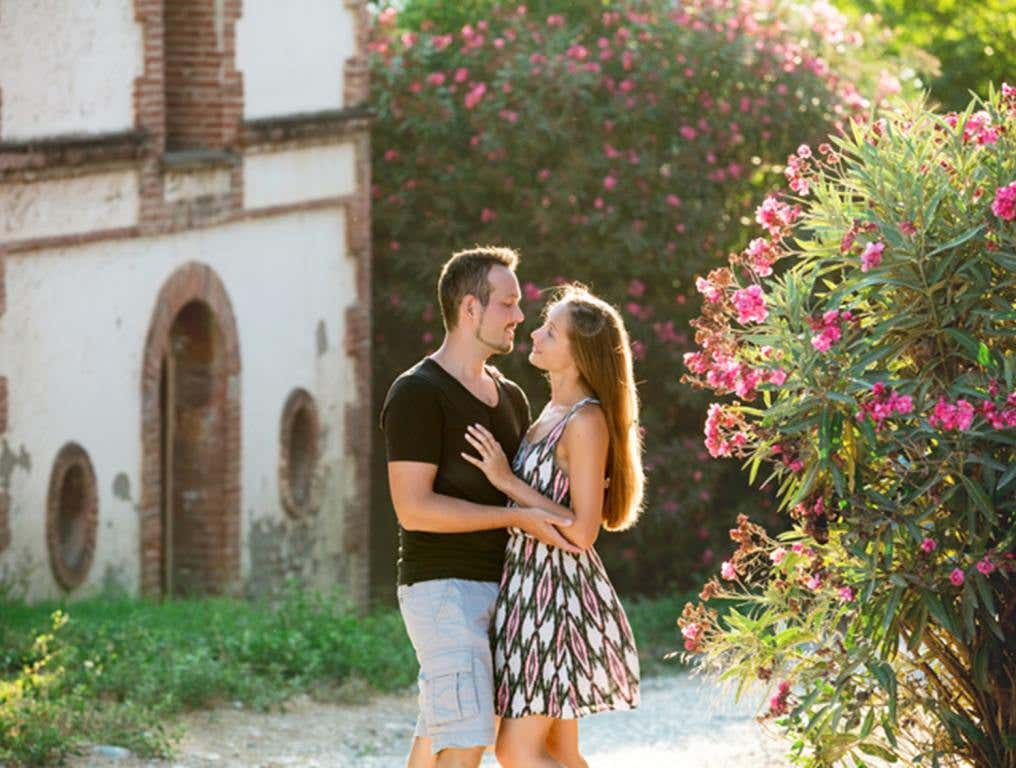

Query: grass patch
[1,586,691,765]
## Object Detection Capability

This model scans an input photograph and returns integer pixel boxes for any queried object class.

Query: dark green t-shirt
[380,358,531,586]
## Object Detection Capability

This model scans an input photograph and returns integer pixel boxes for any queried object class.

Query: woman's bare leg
[546,719,589,768]
[495,715,562,768]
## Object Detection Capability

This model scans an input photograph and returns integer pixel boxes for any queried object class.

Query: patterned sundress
[491,397,640,719]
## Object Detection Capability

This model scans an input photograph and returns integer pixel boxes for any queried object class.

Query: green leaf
[977,342,992,367]
[959,474,998,526]
[926,223,986,258]
[944,328,983,363]
[858,743,898,762]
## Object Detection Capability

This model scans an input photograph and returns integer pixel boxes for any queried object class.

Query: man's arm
[388,461,581,553]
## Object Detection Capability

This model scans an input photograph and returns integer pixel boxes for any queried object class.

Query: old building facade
[0,0,372,604]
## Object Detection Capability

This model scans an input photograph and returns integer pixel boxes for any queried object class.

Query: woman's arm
[553,406,609,549]
[463,407,609,549]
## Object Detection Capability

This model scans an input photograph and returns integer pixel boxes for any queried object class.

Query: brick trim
[139,262,241,596]
[46,443,99,591]
[343,128,371,607]
[278,388,321,519]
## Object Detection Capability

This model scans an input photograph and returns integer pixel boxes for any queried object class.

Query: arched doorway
[141,263,241,597]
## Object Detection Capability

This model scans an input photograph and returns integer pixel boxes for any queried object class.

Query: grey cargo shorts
[397,578,499,754]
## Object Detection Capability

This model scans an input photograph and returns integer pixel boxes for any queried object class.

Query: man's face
[474,266,524,355]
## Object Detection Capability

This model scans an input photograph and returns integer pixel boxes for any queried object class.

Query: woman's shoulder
[562,400,608,442]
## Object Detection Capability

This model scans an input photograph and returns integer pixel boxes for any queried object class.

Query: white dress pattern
[491,398,640,719]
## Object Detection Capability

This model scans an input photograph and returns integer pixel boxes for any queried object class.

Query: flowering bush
[680,86,1016,766]
[369,1,915,595]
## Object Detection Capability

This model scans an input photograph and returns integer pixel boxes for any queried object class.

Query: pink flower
[900,220,917,236]
[546,13,565,27]
[680,125,697,141]
[976,558,995,576]
[920,538,936,554]
[464,82,487,110]
[627,279,646,297]
[378,7,397,26]
[929,397,976,431]
[732,284,767,324]
[950,568,965,587]
[860,241,885,272]
[837,587,855,602]
[383,148,399,162]
[426,72,446,87]
[770,547,787,565]
[454,67,469,83]
[681,623,700,641]
[991,182,1016,222]
[666,193,682,208]
[755,196,800,238]
[720,561,736,580]
[480,207,496,223]
[603,175,617,191]
[806,574,822,590]
[744,237,777,276]
[694,274,727,300]
[768,369,788,386]
[811,332,834,352]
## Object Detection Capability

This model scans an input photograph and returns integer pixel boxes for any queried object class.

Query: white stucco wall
[0,0,143,141]
[0,208,356,600]
[235,0,356,119]
[244,142,356,209]
[0,170,141,242]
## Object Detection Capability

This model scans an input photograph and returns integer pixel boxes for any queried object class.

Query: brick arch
[140,262,241,596]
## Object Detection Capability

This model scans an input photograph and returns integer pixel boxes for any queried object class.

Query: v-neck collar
[423,357,503,410]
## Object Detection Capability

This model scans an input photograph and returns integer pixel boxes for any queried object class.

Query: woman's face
[528,301,574,372]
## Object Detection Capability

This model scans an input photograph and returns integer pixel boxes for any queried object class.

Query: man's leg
[406,736,436,768]
[434,746,486,768]
[398,580,500,763]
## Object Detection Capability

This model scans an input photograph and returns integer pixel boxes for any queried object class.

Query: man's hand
[512,507,583,554]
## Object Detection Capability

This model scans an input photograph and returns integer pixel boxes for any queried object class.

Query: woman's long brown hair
[554,285,644,530]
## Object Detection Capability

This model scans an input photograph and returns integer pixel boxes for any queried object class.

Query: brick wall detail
[139,262,241,596]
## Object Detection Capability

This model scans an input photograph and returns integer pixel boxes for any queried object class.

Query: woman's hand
[462,424,515,492]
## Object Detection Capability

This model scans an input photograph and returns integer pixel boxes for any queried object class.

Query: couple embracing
[381,247,643,768]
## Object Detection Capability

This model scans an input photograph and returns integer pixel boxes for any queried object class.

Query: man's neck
[430,335,491,383]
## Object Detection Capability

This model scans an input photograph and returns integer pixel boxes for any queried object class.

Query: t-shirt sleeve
[380,375,443,464]
[507,379,532,427]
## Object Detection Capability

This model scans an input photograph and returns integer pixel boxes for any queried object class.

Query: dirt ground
[69,674,791,767]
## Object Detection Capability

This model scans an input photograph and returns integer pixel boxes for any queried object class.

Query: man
[381,246,578,768]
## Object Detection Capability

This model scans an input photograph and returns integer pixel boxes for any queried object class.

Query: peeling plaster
[245,516,320,598]
[316,319,328,357]
[112,472,132,501]
[0,439,31,492]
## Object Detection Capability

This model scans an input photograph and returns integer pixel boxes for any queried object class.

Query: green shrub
[680,85,1016,767]
[369,0,916,595]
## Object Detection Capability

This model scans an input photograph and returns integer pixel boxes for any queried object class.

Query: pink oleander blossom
[860,241,885,272]
[732,284,768,324]
[921,538,937,554]
[992,182,1016,222]
[770,547,787,565]
[976,558,995,576]
[837,587,855,602]
[928,397,976,431]
[950,568,965,587]
[721,561,736,580]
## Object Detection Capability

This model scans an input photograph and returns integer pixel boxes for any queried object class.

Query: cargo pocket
[421,649,480,727]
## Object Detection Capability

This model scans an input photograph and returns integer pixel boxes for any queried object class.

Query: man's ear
[462,294,478,321]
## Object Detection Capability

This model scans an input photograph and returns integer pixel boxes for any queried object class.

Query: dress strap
[543,397,601,450]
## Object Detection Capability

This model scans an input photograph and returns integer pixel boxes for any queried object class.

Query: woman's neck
[546,368,592,408]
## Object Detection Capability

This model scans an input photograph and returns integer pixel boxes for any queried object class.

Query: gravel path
[72,673,790,768]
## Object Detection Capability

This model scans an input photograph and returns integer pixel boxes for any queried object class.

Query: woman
[462,284,644,768]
